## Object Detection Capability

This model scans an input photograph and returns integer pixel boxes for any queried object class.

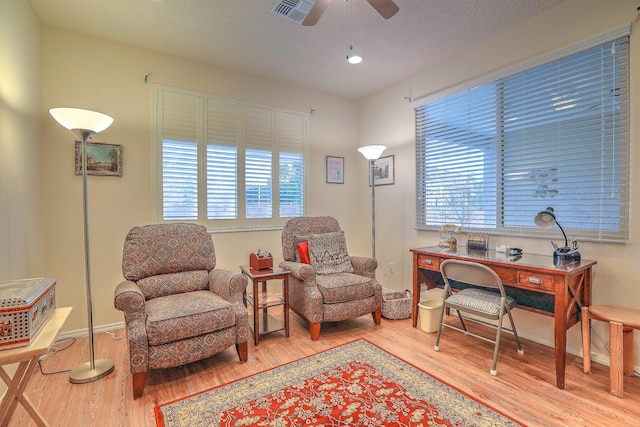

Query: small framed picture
[371,155,394,186]
[326,156,344,184]
[75,141,123,176]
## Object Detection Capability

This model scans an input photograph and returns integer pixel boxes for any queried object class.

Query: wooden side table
[0,306,72,427]
[582,305,640,397]
[240,266,290,345]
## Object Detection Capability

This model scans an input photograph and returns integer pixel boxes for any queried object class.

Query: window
[156,87,307,230]
[414,27,630,243]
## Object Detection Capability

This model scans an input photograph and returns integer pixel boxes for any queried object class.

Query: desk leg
[0,356,48,427]
[412,252,419,328]
[553,281,568,389]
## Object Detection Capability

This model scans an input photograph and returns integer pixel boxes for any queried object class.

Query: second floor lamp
[357,145,387,258]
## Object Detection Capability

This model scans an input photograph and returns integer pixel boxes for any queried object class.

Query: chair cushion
[316,273,374,304]
[145,290,235,346]
[137,270,209,300]
[447,288,515,316]
[308,231,354,275]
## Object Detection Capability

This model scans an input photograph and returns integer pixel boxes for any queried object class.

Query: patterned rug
[155,339,524,427]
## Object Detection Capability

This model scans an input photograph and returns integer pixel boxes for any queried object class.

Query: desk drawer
[417,254,440,271]
[492,266,516,285]
[516,271,554,292]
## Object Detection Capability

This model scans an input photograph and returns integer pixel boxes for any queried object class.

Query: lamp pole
[369,158,376,258]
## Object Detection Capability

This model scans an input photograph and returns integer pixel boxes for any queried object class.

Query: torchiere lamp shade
[49,108,113,133]
[357,145,387,160]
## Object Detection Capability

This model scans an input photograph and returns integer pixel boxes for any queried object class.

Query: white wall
[358,0,640,365]
[0,0,44,280]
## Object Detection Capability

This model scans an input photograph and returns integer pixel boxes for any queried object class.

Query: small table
[0,306,72,427]
[240,266,290,345]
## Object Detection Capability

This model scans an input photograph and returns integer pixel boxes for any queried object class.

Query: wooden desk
[0,307,72,427]
[240,266,289,345]
[411,247,596,389]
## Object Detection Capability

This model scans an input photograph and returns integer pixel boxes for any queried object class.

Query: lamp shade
[49,108,114,133]
[357,145,387,160]
[534,207,557,227]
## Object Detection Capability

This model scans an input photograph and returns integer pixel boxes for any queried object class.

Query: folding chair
[434,259,524,375]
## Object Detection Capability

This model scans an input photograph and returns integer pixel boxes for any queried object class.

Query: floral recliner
[114,223,248,399]
[280,216,382,341]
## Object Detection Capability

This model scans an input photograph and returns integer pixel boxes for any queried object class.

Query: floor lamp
[49,107,116,384]
[357,145,387,258]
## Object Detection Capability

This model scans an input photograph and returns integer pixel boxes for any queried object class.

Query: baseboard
[58,321,125,340]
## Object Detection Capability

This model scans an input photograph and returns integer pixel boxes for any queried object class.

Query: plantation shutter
[160,90,199,220]
[277,111,304,218]
[206,98,240,220]
[245,106,273,219]
[156,86,307,228]
[414,30,630,243]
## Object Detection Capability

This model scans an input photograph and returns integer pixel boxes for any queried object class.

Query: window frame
[153,85,309,232]
[412,24,631,243]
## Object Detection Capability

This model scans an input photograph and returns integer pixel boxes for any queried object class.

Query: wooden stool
[582,305,640,397]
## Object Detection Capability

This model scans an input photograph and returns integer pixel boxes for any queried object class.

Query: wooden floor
[8,312,640,426]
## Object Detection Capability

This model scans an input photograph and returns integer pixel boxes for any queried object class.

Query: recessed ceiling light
[346,45,363,64]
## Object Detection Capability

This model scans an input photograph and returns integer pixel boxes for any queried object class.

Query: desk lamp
[534,207,579,264]
[534,207,568,248]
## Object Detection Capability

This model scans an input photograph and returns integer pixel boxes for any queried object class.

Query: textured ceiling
[30,0,567,99]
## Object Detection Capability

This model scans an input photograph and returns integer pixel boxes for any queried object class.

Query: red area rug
[155,339,524,426]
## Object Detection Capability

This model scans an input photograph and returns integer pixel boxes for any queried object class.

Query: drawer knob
[423,259,433,265]
[527,277,543,284]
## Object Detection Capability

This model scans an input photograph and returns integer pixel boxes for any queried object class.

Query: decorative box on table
[0,277,56,350]
[250,251,273,270]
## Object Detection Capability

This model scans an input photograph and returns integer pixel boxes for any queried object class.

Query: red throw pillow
[297,241,310,264]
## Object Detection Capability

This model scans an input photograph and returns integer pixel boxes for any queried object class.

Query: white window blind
[415,33,630,243]
[156,87,307,230]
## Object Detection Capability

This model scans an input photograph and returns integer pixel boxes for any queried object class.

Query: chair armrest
[114,280,149,373]
[279,261,317,286]
[209,269,248,305]
[114,280,146,318]
[350,256,378,278]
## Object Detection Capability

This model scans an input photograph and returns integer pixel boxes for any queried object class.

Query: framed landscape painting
[75,141,123,176]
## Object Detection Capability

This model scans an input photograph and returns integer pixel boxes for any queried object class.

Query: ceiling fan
[304,0,399,26]
[272,0,399,26]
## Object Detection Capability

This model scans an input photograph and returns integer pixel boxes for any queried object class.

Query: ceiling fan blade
[365,0,399,19]
[302,0,332,26]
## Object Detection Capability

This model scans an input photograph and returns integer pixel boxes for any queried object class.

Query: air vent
[271,0,315,24]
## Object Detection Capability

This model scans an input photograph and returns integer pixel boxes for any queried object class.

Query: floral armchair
[280,216,382,340]
[114,223,249,399]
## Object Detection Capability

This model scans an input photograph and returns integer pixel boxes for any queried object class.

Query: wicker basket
[381,288,412,320]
